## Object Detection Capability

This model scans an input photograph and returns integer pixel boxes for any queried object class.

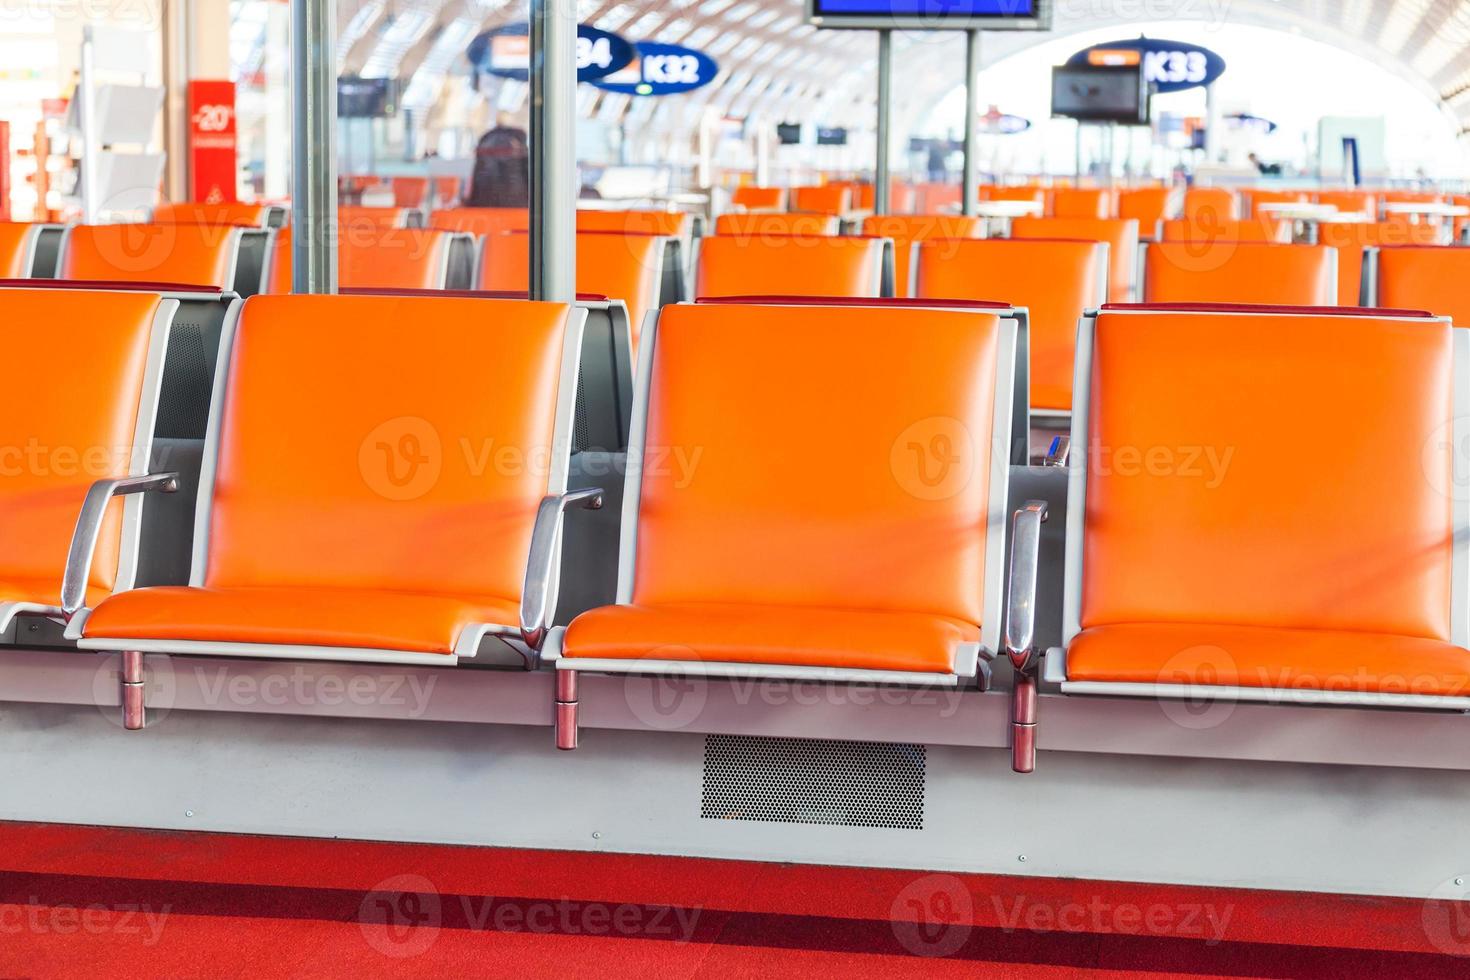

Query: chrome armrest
[61,473,179,617]
[1043,436,1070,467]
[1003,499,1049,673]
[520,487,604,652]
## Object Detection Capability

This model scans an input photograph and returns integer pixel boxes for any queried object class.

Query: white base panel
[0,701,1467,901]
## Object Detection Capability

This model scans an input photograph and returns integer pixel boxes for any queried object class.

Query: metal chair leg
[554,670,579,750]
[121,650,146,731]
[1011,671,1037,774]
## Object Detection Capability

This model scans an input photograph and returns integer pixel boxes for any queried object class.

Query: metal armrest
[61,474,179,617]
[1004,499,1048,774]
[520,487,604,652]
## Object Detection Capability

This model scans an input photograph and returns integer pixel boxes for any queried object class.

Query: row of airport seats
[5,286,1468,776]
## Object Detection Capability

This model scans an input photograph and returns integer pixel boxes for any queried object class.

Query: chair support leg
[121,650,146,731]
[554,670,579,751]
[1011,671,1037,774]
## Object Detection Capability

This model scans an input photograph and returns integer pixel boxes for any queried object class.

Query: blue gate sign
[1066,38,1226,94]
[591,42,719,96]
[467,23,635,84]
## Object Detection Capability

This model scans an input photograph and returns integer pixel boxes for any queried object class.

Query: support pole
[529,0,576,302]
[161,0,190,202]
[290,0,337,294]
[874,29,892,216]
[962,29,981,217]
[78,27,99,223]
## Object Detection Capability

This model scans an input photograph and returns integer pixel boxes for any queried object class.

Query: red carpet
[0,821,1465,978]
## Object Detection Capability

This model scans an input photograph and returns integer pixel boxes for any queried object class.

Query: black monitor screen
[777,123,803,145]
[338,77,395,118]
[808,0,1046,29]
[816,128,848,146]
[1051,65,1148,124]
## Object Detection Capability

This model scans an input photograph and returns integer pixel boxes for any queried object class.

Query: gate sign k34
[591,42,719,96]
[467,23,635,83]
[1065,37,1226,95]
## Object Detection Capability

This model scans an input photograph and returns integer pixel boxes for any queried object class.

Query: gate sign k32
[467,23,635,83]
[1066,38,1226,94]
[591,42,719,96]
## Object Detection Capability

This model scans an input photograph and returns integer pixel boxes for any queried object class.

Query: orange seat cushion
[0,578,108,611]
[84,585,517,654]
[0,223,35,277]
[564,603,976,673]
[1068,623,1470,698]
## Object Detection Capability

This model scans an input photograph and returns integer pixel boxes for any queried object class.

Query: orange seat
[558,300,1013,697]
[714,212,841,237]
[1374,245,1470,325]
[860,214,984,296]
[988,186,1049,214]
[1117,187,1178,235]
[1160,217,1290,244]
[264,226,459,293]
[391,176,429,209]
[1143,242,1336,306]
[80,293,582,660]
[731,186,785,211]
[1182,187,1238,222]
[0,287,174,624]
[913,183,961,214]
[790,185,853,215]
[338,206,410,229]
[694,235,887,298]
[432,177,461,207]
[1315,189,1377,218]
[1244,188,1309,218]
[1010,217,1139,302]
[151,202,275,227]
[60,223,240,288]
[0,222,40,277]
[478,230,667,346]
[577,210,694,243]
[1319,221,1442,306]
[429,207,529,237]
[913,237,1106,412]
[1058,306,1468,705]
[1052,188,1116,220]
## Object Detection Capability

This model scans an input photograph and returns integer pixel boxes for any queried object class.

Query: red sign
[188,80,238,204]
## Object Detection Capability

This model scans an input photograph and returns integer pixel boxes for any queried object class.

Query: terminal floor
[0,821,1464,978]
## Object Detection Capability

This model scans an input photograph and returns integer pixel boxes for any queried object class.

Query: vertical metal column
[874,30,892,216]
[162,0,191,202]
[290,0,337,294]
[77,27,99,223]
[961,29,981,217]
[529,0,577,302]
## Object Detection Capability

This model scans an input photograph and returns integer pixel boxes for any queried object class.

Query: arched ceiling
[331,0,1470,132]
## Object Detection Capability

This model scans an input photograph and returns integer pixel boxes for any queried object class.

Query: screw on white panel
[1017,855,1027,863]
[185,810,194,818]
[1457,877,1465,886]
[591,831,602,840]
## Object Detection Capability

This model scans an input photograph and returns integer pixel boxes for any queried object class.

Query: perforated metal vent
[701,735,925,830]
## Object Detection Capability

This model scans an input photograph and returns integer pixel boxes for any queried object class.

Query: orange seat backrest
[714,212,841,237]
[264,226,454,293]
[0,288,166,595]
[1010,217,1139,302]
[1053,188,1116,220]
[429,207,530,236]
[1079,308,1455,640]
[913,238,1105,413]
[1117,187,1178,232]
[0,223,36,277]
[791,185,852,215]
[1160,217,1290,244]
[914,184,961,213]
[1375,246,1470,326]
[576,210,692,241]
[1315,190,1378,217]
[861,215,985,298]
[1182,187,1239,222]
[202,294,575,602]
[1144,242,1337,306]
[1318,221,1441,306]
[337,206,407,229]
[478,231,664,345]
[731,186,785,210]
[152,202,272,227]
[433,177,462,205]
[391,177,429,208]
[694,236,884,299]
[61,224,238,288]
[631,302,1002,629]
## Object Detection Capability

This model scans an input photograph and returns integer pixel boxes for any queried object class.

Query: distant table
[974,200,1045,218]
[1381,201,1469,219]
[1256,202,1342,221]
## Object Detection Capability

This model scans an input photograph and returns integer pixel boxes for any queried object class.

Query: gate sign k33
[1066,37,1226,95]
[591,42,719,96]
[467,23,635,83]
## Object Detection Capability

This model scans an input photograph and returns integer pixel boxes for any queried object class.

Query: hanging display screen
[807,0,1049,30]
